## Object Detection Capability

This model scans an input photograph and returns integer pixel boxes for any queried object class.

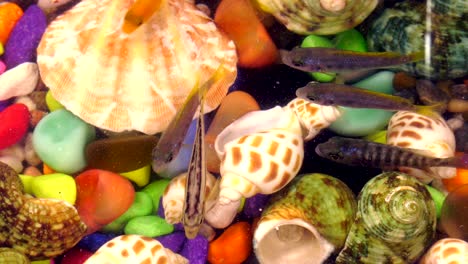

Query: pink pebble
[61,247,94,264]
[0,60,5,75]
[0,103,30,150]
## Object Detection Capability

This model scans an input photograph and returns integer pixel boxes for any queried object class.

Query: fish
[182,91,207,239]
[296,82,444,115]
[122,0,165,33]
[152,65,226,174]
[315,136,468,171]
[280,47,424,73]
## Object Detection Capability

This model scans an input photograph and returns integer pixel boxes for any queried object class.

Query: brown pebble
[450,84,468,100]
[22,166,42,176]
[416,79,450,106]
[28,91,48,111]
[393,72,417,91]
[436,80,455,95]
[30,110,48,128]
[447,99,468,113]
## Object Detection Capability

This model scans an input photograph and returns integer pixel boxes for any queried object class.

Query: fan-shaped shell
[37,0,237,134]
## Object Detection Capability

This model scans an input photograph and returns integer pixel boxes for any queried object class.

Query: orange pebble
[208,222,252,264]
[0,2,23,44]
[215,0,278,68]
[43,163,55,174]
[442,152,468,192]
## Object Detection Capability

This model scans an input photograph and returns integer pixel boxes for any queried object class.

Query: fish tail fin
[451,153,468,169]
[415,102,446,117]
[408,51,425,62]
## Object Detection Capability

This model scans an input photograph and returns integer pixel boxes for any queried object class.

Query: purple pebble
[77,232,116,252]
[3,5,47,69]
[180,235,209,264]
[243,193,271,219]
[0,99,11,112]
[158,199,184,231]
[156,231,186,253]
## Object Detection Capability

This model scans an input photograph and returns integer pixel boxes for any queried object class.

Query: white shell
[0,63,38,101]
[386,111,456,183]
[286,98,342,141]
[84,235,188,264]
[420,238,468,264]
[37,0,237,134]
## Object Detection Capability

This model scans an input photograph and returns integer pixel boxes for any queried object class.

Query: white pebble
[24,133,42,166]
[38,0,75,12]
[15,96,36,111]
[0,155,23,173]
[0,63,38,101]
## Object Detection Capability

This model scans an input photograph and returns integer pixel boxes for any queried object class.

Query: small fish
[315,136,468,171]
[280,47,424,73]
[182,91,207,239]
[122,0,165,33]
[296,82,444,114]
[152,66,226,174]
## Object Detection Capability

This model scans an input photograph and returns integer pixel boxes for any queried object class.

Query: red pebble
[61,247,94,264]
[0,103,29,150]
[75,169,135,234]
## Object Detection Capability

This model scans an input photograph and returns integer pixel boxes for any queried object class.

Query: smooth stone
[30,173,76,205]
[141,179,171,214]
[33,109,95,174]
[0,2,23,44]
[102,191,153,234]
[120,165,151,187]
[156,231,186,253]
[332,29,367,52]
[29,91,48,111]
[181,235,209,264]
[4,5,47,69]
[0,103,30,150]
[45,90,64,111]
[85,134,158,173]
[328,71,396,137]
[301,34,336,82]
[425,185,445,219]
[124,215,174,237]
[77,232,117,252]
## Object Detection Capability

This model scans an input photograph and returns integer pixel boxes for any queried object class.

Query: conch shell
[255,0,378,35]
[37,0,237,134]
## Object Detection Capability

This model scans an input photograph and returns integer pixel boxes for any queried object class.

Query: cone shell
[84,234,188,264]
[255,0,378,35]
[420,238,468,264]
[37,0,237,134]
[336,172,436,264]
[253,173,357,264]
[386,111,456,182]
[0,162,86,260]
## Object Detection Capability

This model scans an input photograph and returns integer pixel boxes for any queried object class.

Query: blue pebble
[77,232,116,252]
[243,193,271,219]
[3,5,47,69]
[181,235,209,264]
[156,231,186,253]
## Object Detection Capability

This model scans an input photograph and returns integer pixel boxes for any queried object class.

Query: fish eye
[328,152,343,161]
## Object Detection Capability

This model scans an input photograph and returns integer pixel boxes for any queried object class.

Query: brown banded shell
[0,162,86,260]
[255,0,378,35]
[37,0,237,135]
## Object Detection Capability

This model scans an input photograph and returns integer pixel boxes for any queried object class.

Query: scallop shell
[253,173,356,264]
[0,162,87,260]
[84,234,188,264]
[386,111,456,183]
[336,172,436,264]
[420,238,468,264]
[37,0,237,135]
[255,0,378,35]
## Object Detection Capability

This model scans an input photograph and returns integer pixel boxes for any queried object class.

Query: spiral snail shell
[336,172,436,264]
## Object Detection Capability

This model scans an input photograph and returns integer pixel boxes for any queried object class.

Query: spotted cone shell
[37,0,237,134]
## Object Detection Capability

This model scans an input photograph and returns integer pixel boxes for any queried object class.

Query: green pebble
[425,185,446,219]
[19,174,34,194]
[329,71,396,137]
[121,165,151,187]
[333,29,368,52]
[124,215,174,237]
[301,35,336,82]
[31,173,77,205]
[142,179,171,213]
[45,90,64,111]
[363,130,387,144]
[33,109,96,174]
[102,192,154,233]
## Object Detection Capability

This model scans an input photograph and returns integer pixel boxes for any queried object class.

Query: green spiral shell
[367,1,467,80]
[336,172,436,264]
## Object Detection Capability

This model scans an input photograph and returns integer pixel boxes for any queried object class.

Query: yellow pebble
[121,164,151,187]
[32,259,51,264]
[45,90,64,111]
[0,2,23,44]
[31,173,77,205]
[19,174,34,194]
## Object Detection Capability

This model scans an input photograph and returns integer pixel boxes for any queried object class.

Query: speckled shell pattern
[255,0,378,35]
[215,106,304,204]
[37,0,237,134]
[286,98,342,141]
[84,234,188,264]
[420,238,468,264]
[386,111,456,183]
[0,162,86,260]
[0,248,30,264]
[162,171,216,224]
[336,172,436,264]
